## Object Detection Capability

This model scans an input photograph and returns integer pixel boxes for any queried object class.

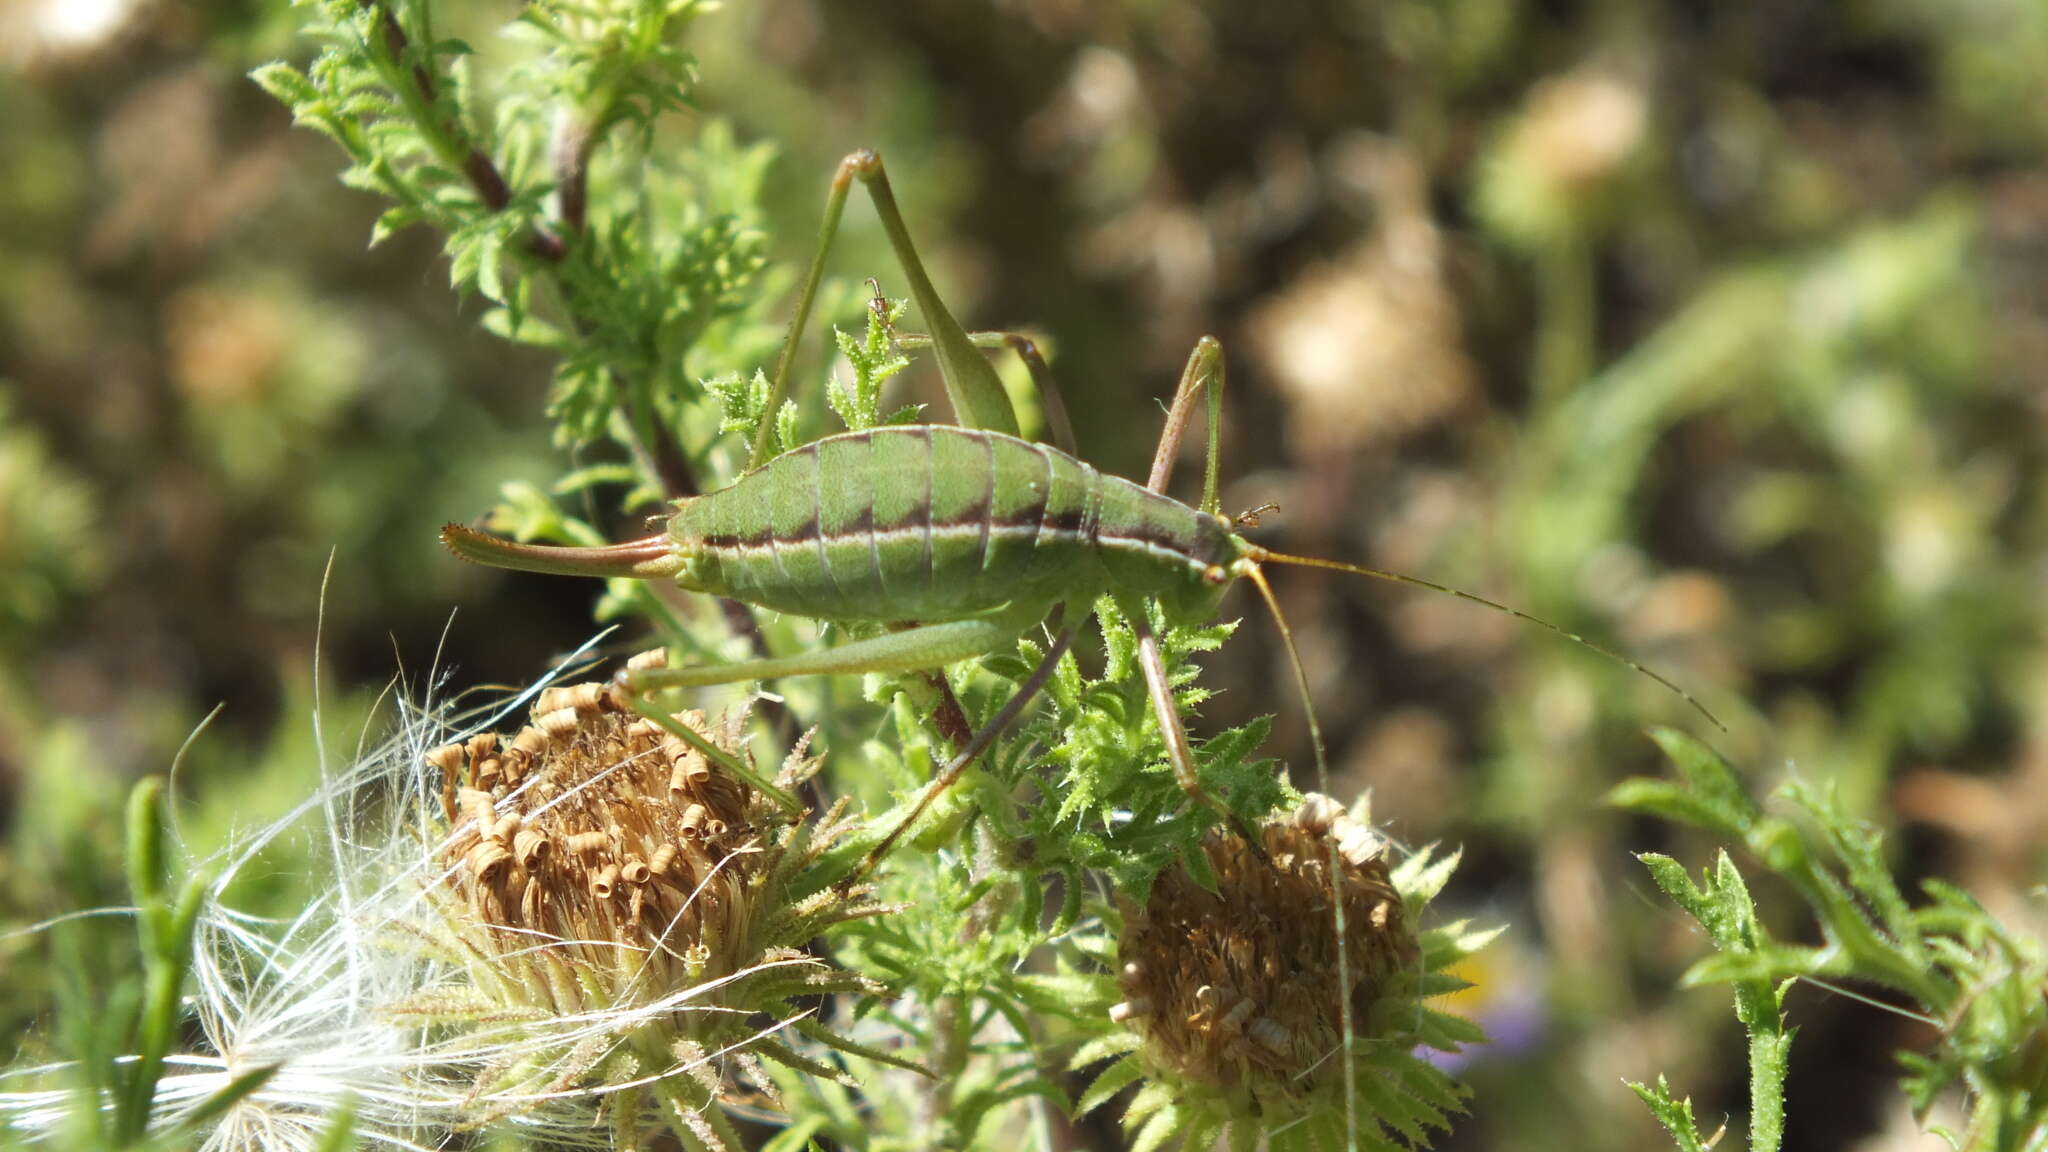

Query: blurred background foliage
[1,0,2044,1149]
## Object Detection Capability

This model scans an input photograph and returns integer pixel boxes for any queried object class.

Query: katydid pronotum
[442,149,1721,874]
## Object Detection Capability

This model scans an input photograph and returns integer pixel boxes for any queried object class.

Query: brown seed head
[406,663,895,1136]
[1113,795,1418,1114]
[425,674,814,1018]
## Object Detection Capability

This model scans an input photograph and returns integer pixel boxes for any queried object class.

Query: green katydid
[442,149,1721,871]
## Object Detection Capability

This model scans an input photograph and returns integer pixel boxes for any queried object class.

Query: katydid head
[1152,550,1242,627]
[1094,508,1250,628]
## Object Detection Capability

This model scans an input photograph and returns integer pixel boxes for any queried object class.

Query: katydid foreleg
[1126,336,1246,828]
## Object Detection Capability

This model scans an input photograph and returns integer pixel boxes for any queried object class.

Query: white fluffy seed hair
[0,637,806,1151]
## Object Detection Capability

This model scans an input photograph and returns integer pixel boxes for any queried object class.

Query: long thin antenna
[1242,563,1360,1152]
[1246,546,1726,733]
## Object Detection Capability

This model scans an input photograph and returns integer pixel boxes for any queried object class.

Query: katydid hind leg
[889,323,1077,456]
[756,150,1022,467]
[1145,335,1227,516]
[623,609,1040,835]
[753,155,857,469]
[624,610,1034,692]
[843,151,1020,438]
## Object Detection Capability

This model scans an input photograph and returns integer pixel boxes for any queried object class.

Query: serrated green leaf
[250,61,321,109]
[1124,1078,1174,1123]
[1414,971,1474,998]
[1356,1072,1430,1142]
[1129,1100,1182,1152]
[1395,1054,1470,1115]
[1416,1008,1487,1048]
[775,398,800,455]
[1012,971,1107,1015]
[1077,1056,1144,1115]
[1447,922,1507,956]
[481,306,568,348]
[1069,1029,1143,1070]
[1628,1077,1712,1152]
[369,204,421,247]
[1394,844,1460,905]
[1603,728,1759,840]
[477,233,506,301]
[1637,852,1713,922]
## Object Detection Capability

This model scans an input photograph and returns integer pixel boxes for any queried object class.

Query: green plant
[1614,729,2048,1152]
[29,779,287,1151]
[65,1,1492,1147]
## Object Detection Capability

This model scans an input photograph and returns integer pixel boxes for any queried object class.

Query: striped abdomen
[670,426,1240,623]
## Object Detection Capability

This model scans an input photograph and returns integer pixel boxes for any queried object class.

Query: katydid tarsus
[441,149,1722,878]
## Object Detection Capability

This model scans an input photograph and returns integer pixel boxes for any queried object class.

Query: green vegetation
[1,0,2042,1148]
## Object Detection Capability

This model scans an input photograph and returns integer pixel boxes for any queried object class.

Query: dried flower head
[1084,794,1491,1152]
[406,651,890,1146]
[0,652,893,1152]
[429,678,760,1016]
[1114,795,1416,1097]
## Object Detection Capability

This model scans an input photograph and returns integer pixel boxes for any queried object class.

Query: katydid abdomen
[672,424,1241,625]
